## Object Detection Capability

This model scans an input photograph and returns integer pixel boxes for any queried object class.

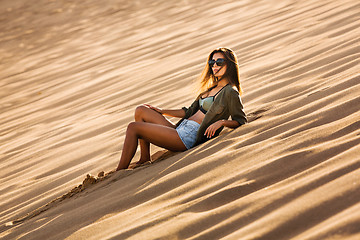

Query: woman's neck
[216,78,230,87]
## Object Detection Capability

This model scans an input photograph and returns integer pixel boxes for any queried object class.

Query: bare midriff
[188,110,205,124]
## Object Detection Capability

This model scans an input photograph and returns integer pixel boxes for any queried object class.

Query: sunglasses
[208,58,226,67]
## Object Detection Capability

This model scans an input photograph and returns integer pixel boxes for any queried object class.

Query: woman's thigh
[135,105,176,128]
[129,122,186,151]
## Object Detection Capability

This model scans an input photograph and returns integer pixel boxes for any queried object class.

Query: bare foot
[128,160,152,169]
[136,158,151,165]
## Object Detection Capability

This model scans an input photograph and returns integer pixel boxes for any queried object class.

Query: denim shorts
[176,119,200,149]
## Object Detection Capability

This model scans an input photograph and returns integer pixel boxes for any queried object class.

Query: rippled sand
[1,0,359,239]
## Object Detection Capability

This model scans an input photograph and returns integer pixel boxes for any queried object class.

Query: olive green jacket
[176,85,247,146]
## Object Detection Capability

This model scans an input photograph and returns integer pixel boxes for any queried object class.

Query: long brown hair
[197,47,242,97]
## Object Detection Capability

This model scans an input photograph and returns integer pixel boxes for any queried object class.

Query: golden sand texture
[1,0,359,239]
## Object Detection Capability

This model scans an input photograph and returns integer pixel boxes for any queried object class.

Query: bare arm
[161,109,186,118]
[204,119,240,138]
[220,119,240,129]
[144,104,185,118]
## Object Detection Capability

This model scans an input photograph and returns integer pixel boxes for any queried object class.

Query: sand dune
[1,0,359,239]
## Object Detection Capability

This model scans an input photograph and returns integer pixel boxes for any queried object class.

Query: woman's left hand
[204,120,224,138]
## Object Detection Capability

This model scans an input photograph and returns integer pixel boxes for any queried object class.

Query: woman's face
[211,52,227,78]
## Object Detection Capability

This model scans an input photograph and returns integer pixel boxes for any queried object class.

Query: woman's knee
[134,105,147,121]
[126,122,138,133]
[127,122,146,138]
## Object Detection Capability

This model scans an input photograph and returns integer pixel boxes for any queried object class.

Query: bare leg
[134,105,176,163]
[116,122,186,170]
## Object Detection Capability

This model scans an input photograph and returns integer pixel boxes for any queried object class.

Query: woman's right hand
[144,104,163,114]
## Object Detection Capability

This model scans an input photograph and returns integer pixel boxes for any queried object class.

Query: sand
[0,0,359,239]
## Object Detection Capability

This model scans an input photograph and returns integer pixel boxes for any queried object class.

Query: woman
[116,47,247,170]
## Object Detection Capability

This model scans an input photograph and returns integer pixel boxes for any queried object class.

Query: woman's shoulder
[223,84,240,95]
